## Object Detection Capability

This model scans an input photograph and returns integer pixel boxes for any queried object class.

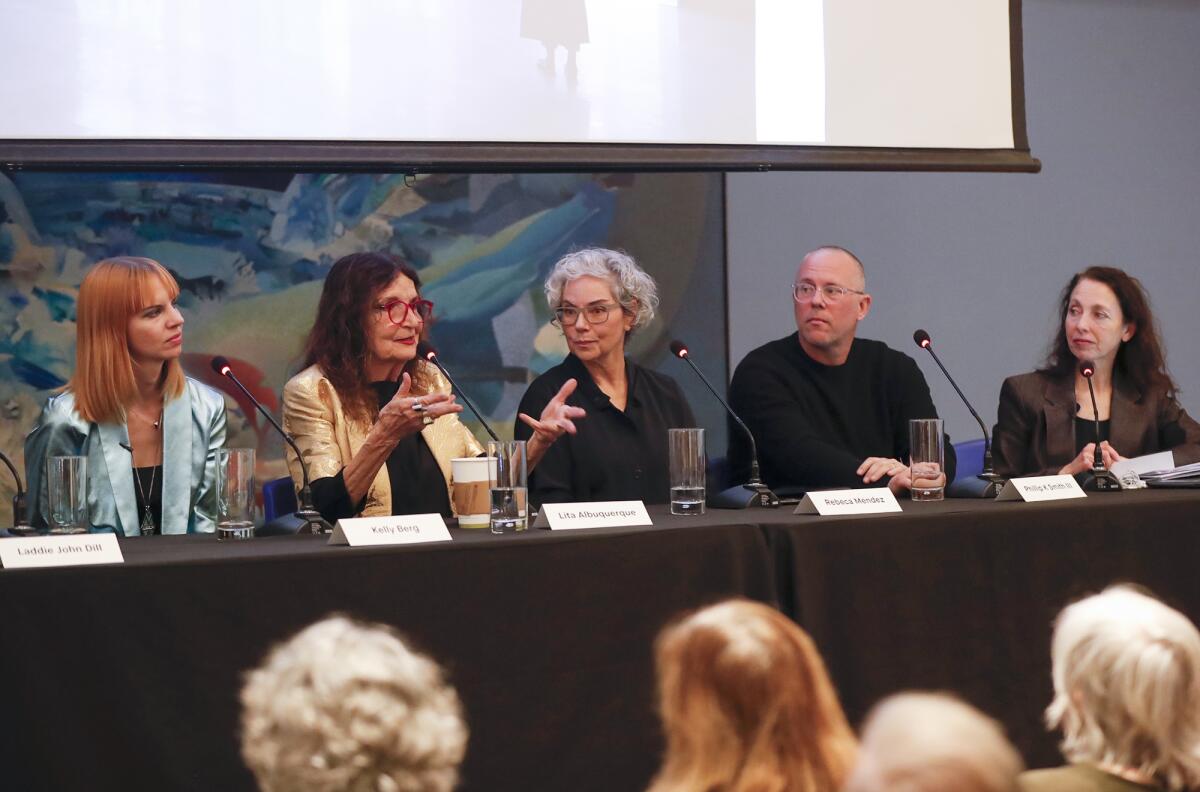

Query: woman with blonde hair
[24,256,227,534]
[1021,585,1200,792]
[648,599,857,792]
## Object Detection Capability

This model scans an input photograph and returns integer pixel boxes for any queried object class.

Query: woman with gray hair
[240,615,467,792]
[515,247,696,507]
[1020,585,1200,792]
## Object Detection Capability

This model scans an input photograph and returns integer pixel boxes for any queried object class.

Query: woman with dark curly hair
[282,252,582,523]
[993,266,1200,478]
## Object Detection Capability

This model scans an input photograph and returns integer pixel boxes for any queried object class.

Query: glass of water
[669,428,706,515]
[488,440,527,534]
[47,455,88,534]
[909,418,946,502]
[217,448,256,540]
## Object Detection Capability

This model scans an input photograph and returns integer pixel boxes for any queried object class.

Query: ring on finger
[422,415,434,426]
[412,400,426,413]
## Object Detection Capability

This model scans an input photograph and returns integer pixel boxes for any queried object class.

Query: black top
[515,354,697,508]
[728,333,955,491]
[1074,416,1111,454]
[309,382,452,522]
[132,464,163,535]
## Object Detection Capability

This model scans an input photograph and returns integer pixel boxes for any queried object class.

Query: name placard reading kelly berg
[793,488,903,516]
[0,534,124,569]
[329,514,452,547]
[996,475,1086,503]
[533,501,653,530]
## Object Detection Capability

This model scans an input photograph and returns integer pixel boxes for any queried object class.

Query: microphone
[421,345,500,442]
[211,356,333,535]
[0,448,36,536]
[1078,359,1121,491]
[670,339,779,509]
[912,329,1005,498]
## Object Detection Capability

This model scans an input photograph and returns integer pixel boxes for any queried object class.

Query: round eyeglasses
[792,282,866,303]
[551,303,621,327]
[377,298,434,325]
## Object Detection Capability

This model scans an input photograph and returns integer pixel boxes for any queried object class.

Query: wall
[727,0,1200,445]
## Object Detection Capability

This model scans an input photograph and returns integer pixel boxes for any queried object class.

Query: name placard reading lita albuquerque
[0,534,124,569]
[329,514,452,547]
[793,488,903,516]
[534,501,653,530]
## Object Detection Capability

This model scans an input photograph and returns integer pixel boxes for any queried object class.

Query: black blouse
[309,382,452,522]
[514,354,697,508]
[1074,415,1112,455]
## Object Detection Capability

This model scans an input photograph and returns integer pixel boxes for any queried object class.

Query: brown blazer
[992,370,1200,478]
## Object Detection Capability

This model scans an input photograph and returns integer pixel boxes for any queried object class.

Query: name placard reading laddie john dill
[329,514,452,547]
[533,501,653,530]
[996,475,1086,503]
[793,488,903,516]
[0,534,124,569]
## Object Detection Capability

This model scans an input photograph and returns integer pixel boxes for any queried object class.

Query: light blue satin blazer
[23,378,228,535]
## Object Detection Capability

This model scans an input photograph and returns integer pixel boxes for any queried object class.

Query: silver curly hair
[240,615,467,792]
[544,247,659,332]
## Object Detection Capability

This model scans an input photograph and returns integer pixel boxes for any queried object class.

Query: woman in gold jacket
[283,252,582,523]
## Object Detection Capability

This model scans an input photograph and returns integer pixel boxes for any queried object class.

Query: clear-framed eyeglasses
[551,303,622,327]
[376,298,434,325]
[792,282,866,303]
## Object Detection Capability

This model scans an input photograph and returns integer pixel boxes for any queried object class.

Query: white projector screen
[0,0,1036,171]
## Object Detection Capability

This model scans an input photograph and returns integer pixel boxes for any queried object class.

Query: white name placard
[329,514,452,547]
[0,533,124,569]
[996,475,1086,502]
[532,501,652,530]
[793,488,903,516]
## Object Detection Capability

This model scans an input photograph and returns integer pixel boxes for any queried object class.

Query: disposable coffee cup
[451,456,497,528]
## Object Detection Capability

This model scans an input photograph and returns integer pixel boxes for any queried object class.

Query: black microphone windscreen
[211,355,230,374]
[669,340,688,358]
[1078,359,1096,377]
[913,329,931,349]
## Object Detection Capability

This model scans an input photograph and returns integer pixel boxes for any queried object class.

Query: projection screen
[0,0,1037,172]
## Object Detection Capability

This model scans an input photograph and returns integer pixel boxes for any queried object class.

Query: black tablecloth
[3,491,1200,790]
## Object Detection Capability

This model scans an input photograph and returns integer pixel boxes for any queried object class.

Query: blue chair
[952,438,987,482]
[262,476,298,522]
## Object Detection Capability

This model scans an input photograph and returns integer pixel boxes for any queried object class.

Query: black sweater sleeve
[515,378,576,507]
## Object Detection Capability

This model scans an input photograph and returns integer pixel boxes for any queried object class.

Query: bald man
[729,246,954,494]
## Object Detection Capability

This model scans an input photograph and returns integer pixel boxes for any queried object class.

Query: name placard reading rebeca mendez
[329,514,452,547]
[794,488,903,516]
[0,534,125,569]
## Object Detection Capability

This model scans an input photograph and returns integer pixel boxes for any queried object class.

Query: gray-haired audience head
[240,615,467,792]
[1044,585,1200,791]
[844,691,1023,792]
[544,247,659,333]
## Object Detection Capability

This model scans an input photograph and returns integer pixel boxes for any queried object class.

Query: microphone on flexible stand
[0,449,36,536]
[421,345,499,441]
[1077,359,1122,492]
[913,329,1006,498]
[670,340,779,508]
[211,357,333,535]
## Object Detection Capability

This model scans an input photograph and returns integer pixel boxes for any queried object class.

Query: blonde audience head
[648,599,857,792]
[844,692,1022,792]
[240,615,467,792]
[1044,585,1200,791]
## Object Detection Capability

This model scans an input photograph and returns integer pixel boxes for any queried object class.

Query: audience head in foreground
[648,599,856,792]
[845,691,1023,792]
[1021,585,1200,792]
[241,615,467,792]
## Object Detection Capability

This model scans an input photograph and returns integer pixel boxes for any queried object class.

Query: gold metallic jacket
[282,362,484,517]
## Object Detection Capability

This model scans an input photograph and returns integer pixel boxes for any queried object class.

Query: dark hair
[301,252,426,423]
[1042,266,1177,398]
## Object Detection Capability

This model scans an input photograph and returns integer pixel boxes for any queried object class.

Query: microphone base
[259,509,334,537]
[708,482,781,510]
[978,472,1007,499]
[1082,468,1123,492]
[7,523,40,537]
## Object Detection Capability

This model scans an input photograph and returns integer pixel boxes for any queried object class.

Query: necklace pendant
[141,510,155,534]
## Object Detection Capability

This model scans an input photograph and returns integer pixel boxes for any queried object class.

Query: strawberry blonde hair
[648,599,857,792]
[68,257,185,424]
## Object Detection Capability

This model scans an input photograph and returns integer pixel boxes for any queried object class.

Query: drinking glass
[217,448,256,540]
[488,441,527,534]
[909,419,946,501]
[669,428,706,515]
[47,455,88,534]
